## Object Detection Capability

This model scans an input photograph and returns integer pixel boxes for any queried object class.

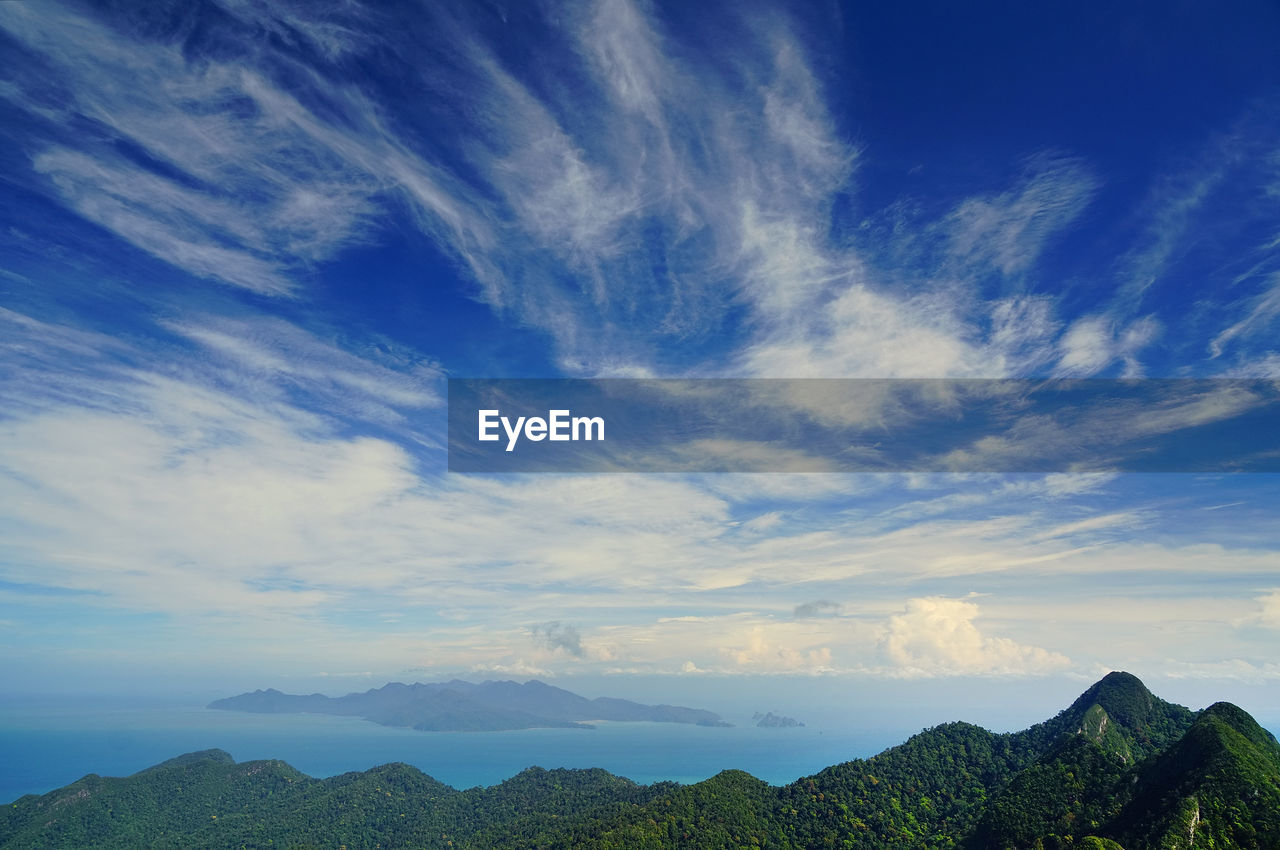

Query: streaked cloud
[941,155,1097,279]
[2,313,1277,681]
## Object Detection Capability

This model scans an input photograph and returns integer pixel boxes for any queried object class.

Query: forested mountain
[5,673,1278,849]
[208,679,730,731]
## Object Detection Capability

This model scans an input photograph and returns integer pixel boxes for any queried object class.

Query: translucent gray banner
[447,379,1280,473]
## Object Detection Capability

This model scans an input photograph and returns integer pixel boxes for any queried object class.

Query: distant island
[10,673,1280,848]
[753,711,803,728]
[208,679,731,732]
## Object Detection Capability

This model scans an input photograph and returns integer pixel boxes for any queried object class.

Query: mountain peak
[1033,672,1194,763]
[1195,701,1280,752]
[1070,671,1154,718]
[1064,672,1163,736]
[139,749,236,774]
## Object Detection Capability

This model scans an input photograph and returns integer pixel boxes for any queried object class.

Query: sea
[0,702,908,804]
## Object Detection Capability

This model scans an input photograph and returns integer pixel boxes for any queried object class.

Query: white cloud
[942,155,1097,278]
[881,597,1071,676]
[2,0,1192,386]
[1257,589,1280,628]
[586,613,861,675]
[726,627,835,673]
[732,157,1106,381]
[1164,659,1280,682]
[927,380,1263,473]
[3,343,1277,678]
[1057,314,1160,376]
[1002,473,1119,499]
[1114,150,1228,309]
[739,283,980,378]
[164,316,443,431]
[656,438,835,472]
[1028,511,1144,542]
[0,2,491,296]
[1211,271,1280,358]
[33,147,301,295]
[213,0,372,61]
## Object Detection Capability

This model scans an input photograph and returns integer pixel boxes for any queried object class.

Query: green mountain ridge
[4,673,1278,849]
[1109,702,1280,850]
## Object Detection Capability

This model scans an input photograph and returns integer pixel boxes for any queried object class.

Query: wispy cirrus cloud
[4,0,1069,379]
[164,315,443,430]
[32,147,304,296]
[1112,117,1280,368]
[1211,271,1280,360]
[5,0,1280,383]
[0,1,491,295]
[941,154,1097,279]
[732,155,1103,379]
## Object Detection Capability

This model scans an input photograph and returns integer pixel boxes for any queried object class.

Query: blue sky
[1,0,1279,712]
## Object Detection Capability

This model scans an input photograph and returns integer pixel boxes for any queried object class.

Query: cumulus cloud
[881,596,1071,676]
[724,626,835,673]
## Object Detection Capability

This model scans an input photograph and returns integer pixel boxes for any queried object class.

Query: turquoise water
[0,704,904,804]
